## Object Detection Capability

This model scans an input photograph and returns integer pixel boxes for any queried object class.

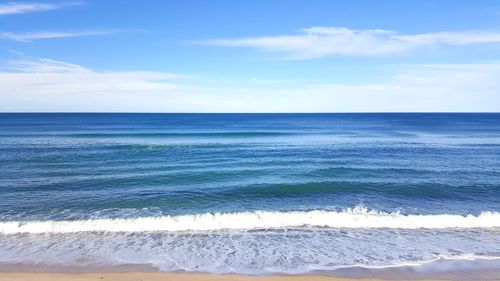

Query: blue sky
[1,0,500,112]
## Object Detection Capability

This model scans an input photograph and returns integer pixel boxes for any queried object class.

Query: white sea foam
[0,225,500,277]
[1,207,500,234]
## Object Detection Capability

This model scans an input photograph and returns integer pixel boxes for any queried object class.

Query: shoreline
[1,261,500,281]
[0,272,495,281]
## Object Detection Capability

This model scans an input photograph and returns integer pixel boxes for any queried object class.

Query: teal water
[0,113,499,277]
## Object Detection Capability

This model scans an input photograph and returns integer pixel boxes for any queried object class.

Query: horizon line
[0,111,500,114]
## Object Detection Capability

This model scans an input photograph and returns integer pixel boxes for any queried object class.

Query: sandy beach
[0,272,478,281]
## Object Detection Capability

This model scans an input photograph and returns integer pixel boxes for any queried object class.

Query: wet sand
[0,272,471,281]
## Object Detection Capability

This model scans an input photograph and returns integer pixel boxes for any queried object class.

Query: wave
[0,131,298,138]
[324,256,500,280]
[1,207,500,234]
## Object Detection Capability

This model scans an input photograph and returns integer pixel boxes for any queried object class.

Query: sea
[0,113,499,279]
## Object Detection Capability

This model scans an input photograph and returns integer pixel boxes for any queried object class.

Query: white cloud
[395,31,500,45]
[201,26,500,59]
[0,56,499,112]
[0,56,182,94]
[191,63,500,113]
[291,63,500,112]
[0,30,120,42]
[0,2,79,15]
[0,57,208,112]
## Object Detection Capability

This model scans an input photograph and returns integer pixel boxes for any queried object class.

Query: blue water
[0,113,499,277]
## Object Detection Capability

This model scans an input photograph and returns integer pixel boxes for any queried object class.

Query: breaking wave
[1,207,500,234]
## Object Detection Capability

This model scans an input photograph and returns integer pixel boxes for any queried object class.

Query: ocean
[0,113,499,278]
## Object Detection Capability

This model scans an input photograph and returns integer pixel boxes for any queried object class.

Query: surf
[2,206,500,234]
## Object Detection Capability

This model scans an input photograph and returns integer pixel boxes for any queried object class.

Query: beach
[2,258,500,281]
[0,272,431,281]
[3,272,498,281]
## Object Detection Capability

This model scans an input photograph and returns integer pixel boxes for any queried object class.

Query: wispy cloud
[0,56,182,95]
[0,1,80,15]
[294,63,500,112]
[187,63,500,112]
[0,56,224,112]
[0,30,122,42]
[1,56,499,112]
[201,26,500,59]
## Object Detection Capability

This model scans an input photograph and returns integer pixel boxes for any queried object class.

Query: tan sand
[0,272,491,281]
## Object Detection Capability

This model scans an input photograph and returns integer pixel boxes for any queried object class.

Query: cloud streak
[0,56,182,95]
[1,56,499,112]
[201,27,500,59]
[294,63,500,112]
[0,56,218,112]
[0,30,122,42]
[0,1,79,15]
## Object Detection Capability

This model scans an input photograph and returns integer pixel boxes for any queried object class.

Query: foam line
[1,207,500,234]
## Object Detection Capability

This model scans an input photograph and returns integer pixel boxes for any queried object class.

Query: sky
[1,0,500,112]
